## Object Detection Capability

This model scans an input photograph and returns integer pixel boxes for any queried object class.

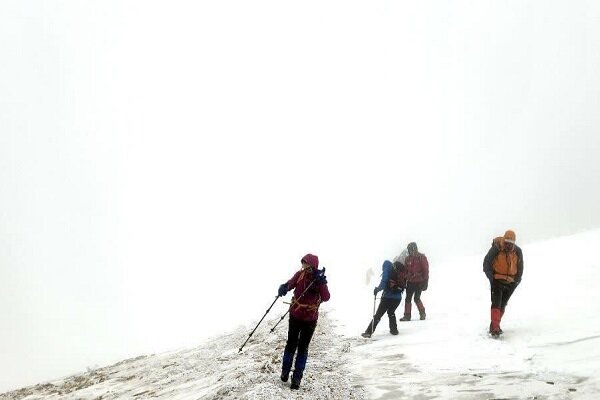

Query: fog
[1,0,600,393]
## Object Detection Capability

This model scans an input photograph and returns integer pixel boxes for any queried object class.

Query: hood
[301,253,319,269]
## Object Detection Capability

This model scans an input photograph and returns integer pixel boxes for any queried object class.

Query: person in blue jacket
[361,260,407,338]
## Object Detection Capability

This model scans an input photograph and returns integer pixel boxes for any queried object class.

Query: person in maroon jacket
[400,242,429,321]
[277,253,330,390]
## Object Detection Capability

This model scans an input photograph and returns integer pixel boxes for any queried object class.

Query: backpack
[493,236,506,251]
[388,261,407,291]
[491,237,518,283]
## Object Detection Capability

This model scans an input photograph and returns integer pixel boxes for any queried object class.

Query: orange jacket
[483,237,524,284]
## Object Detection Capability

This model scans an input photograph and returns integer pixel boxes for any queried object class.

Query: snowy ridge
[0,311,365,400]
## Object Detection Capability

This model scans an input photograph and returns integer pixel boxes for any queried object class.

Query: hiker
[361,260,407,338]
[483,230,524,337]
[400,242,429,321]
[277,254,330,390]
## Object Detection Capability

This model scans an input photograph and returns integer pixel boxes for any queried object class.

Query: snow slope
[337,229,600,399]
[0,311,365,400]
[2,230,600,399]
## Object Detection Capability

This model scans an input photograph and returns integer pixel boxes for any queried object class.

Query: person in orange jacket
[400,242,429,321]
[483,230,524,337]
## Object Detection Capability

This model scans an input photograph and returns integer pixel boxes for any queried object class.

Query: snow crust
[0,311,365,400]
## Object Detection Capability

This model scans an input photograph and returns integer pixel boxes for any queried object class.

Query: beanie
[504,230,516,244]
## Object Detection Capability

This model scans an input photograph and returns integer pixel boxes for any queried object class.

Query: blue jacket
[375,260,403,300]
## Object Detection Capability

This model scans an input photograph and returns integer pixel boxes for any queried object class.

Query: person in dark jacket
[277,254,330,390]
[400,242,429,321]
[361,260,407,338]
[483,230,523,337]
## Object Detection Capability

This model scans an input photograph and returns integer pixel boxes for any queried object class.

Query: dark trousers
[282,316,317,380]
[404,282,425,316]
[405,284,423,303]
[365,297,401,334]
[490,280,517,312]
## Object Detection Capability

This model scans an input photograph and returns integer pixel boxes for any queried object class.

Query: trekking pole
[238,295,279,353]
[370,293,377,335]
[269,273,322,333]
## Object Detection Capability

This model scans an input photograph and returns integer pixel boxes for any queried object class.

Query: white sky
[1,0,600,393]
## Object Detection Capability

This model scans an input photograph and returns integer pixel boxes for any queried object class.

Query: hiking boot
[489,322,503,335]
[420,313,426,320]
[280,371,289,382]
[361,332,371,338]
[399,315,411,321]
[390,329,399,335]
[291,367,303,390]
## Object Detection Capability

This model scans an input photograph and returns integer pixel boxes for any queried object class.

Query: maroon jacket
[286,268,330,322]
[405,252,429,283]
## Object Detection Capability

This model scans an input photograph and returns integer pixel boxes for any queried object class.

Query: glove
[421,281,428,291]
[373,287,379,296]
[315,268,327,285]
[278,283,288,297]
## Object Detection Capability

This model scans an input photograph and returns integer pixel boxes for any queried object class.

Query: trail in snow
[347,319,595,400]
[0,311,365,400]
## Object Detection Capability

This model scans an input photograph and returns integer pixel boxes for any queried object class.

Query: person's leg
[401,285,415,321]
[414,288,426,319]
[291,319,317,389]
[489,281,503,334]
[282,317,301,381]
[500,283,516,314]
[497,283,516,332]
[364,298,390,335]
[386,298,402,334]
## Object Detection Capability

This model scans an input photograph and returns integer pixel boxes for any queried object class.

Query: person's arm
[515,246,524,284]
[319,282,331,302]
[483,245,498,281]
[421,255,429,281]
[286,271,301,290]
[278,270,301,296]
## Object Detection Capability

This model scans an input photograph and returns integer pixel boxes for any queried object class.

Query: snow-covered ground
[2,230,600,399]
[0,311,364,400]
[337,229,600,399]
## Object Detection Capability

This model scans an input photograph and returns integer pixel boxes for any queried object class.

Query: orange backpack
[492,237,518,283]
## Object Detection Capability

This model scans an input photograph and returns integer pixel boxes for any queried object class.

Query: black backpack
[389,261,407,291]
